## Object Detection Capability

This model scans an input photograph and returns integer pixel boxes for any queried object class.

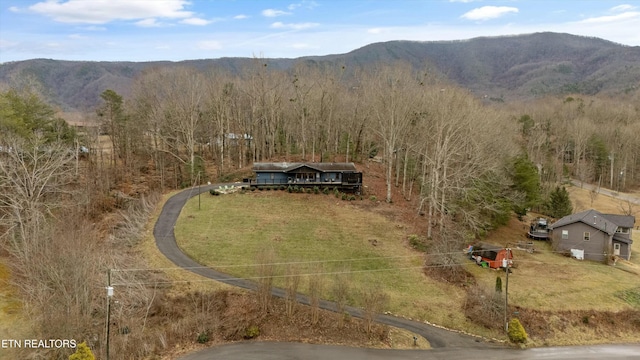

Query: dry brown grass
[568,185,640,215]
[137,190,236,296]
[467,185,640,345]
[0,261,29,359]
[471,185,640,313]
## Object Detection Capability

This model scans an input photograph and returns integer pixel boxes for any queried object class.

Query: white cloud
[135,19,162,28]
[288,1,318,11]
[611,4,636,12]
[367,28,384,34]
[9,6,20,12]
[291,43,317,49]
[262,9,291,17]
[180,17,211,26]
[461,6,518,21]
[234,14,248,20]
[29,0,192,24]
[68,33,87,39]
[81,26,107,31]
[198,40,222,50]
[578,11,640,24]
[271,22,319,30]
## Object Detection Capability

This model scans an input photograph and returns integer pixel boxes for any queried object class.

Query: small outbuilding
[467,243,513,269]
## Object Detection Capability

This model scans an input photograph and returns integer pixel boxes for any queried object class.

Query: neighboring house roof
[549,209,635,236]
[253,162,358,173]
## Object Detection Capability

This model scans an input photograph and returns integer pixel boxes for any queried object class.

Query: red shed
[468,243,513,269]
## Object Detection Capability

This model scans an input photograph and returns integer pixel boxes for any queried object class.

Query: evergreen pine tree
[546,186,573,218]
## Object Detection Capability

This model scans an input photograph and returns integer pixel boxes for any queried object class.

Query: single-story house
[249,162,363,192]
[549,209,635,262]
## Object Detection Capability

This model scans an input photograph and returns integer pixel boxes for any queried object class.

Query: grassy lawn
[174,186,640,343]
[470,185,640,312]
[138,190,236,295]
[175,190,481,335]
[467,239,640,311]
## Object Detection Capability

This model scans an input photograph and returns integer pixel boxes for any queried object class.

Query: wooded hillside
[1,32,640,359]
[1,32,639,111]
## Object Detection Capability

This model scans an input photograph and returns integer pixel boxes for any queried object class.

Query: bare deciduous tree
[360,286,389,334]
[284,263,301,318]
[331,268,350,327]
[307,264,324,325]
[255,247,277,314]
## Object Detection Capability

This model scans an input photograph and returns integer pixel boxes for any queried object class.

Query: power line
[108,259,640,287]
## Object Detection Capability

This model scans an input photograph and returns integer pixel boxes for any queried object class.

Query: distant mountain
[1,32,639,111]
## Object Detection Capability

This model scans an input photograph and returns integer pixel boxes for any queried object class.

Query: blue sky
[1,0,639,63]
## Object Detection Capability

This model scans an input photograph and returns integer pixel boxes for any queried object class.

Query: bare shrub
[308,264,324,325]
[284,263,301,318]
[360,286,389,334]
[111,192,161,246]
[255,246,277,313]
[331,267,351,327]
[464,284,505,330]
[424,222,475,285]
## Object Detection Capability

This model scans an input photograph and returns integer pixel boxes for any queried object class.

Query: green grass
[175,189,640,342]
[615,288,640,308]
[175,191,479,334]
[468,228,640,312]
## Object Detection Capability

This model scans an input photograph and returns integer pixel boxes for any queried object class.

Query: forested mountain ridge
[1,32,639,111]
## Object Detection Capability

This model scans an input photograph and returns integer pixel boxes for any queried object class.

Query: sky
[1,0,639,63]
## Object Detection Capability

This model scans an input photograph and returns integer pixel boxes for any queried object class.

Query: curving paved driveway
[155,185,640,360]
[154,184,494,349]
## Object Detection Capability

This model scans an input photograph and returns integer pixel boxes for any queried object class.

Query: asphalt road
[154,184,640,360]
[570,179,640,206]
[178,342,640,360]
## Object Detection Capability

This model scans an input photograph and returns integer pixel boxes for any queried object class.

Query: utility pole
[106,269,113,360]
[503,248,511,333]
[198,171,201,210]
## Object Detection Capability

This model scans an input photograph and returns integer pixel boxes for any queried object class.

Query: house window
[616,227,630,234]
[562,230,569,239]
[583,232,590,241]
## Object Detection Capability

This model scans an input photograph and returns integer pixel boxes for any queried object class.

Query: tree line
[1,59,639,358]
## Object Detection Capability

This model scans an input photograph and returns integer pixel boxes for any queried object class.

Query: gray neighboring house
[549,209,635,262]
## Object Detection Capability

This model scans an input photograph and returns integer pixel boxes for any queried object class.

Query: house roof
[613,233,634,245]
[549,209,634,236]
[253,162,358,173]
[601,214,636,228]
[475,242,505,252]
